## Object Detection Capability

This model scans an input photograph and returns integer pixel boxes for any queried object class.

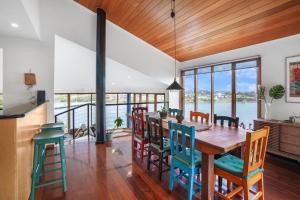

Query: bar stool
[41,122,64,131]
[30,129,67,200]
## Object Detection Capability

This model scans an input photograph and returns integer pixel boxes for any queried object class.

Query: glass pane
[236,60,257,70]
[0,93,3,110]
[118,94,128,128]
[54,94,68,115]
[214,64,232,116]
[197,72,211,118]
[70,94,91,107]
[118,94,127,104]
[148,94,155,112]
[106,105,117,129]
[135,94,140,103]
[106,94,117,104]
[141,94,147,102]
[157,94,165,102]
[236,66,257,129]
[183,75,195,118]
[91,93,96,104]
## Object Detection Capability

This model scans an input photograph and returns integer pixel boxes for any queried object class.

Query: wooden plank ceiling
[75,0,300,61]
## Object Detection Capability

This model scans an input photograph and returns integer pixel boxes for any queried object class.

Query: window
[118,94,128,128]
[181,57,260,128]
[0,93,3,110]
[214,64,232,116]
[235,60,258,128]
[148,94,155,112]
[54,93,167,132]
[183,70,195,117]
[156,94,165,111]
[197,67,211,117]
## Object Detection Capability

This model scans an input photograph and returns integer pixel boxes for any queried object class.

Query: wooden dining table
[129,113,248,200]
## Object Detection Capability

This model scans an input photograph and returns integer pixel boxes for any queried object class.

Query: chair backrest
[132,107,148,114]
[168,121,196,166]
[243,126,270,177]
[213,114,239,128]
[169,108,183,117]
[190,111,209,123]
[132,112,146,139]
[146,116,164,150]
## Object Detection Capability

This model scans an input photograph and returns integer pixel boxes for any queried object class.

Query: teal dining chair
[168,121,201,200]
[168,108,183,117]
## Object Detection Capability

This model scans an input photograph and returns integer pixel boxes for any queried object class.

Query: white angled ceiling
[0,0,40,39]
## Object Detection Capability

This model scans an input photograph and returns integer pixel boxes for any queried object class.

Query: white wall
[41,0,174,85]
[181,34,300,120]
[54,35,167,93]
[0,36,54,119]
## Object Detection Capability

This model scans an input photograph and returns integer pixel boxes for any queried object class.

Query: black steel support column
[96,8,106,144]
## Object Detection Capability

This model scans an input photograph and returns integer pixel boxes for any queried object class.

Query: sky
[184,61,257,93]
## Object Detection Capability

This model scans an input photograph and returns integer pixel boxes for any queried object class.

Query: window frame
[180,57,261,122]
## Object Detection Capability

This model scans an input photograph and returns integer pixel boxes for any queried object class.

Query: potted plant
[106,117,124,141]
[158,106,168,119]
[258,84,285,120]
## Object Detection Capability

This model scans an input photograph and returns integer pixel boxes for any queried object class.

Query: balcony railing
[54,101,168,140]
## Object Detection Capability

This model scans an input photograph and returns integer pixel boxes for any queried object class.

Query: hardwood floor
[36,136,300,200]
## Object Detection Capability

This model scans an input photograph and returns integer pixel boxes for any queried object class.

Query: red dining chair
[132,107,148,163]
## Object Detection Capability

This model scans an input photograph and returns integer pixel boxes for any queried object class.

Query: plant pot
[264,103,272,120]
[176,115,184,123]
[160,112,168,119]
[106,133,113,141]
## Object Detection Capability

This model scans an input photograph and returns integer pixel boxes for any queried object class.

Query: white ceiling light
[10,23,19,28]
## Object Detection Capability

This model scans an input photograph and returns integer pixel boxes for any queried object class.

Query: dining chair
[146,116,170,180]
[132,107,148,114]
[132,111,148,163]
[213,114,240,191]
[168,121,201,200]
[214,126,270,200]
[168,108,183,117]
[214,114,239,128]
[190,111,209,123]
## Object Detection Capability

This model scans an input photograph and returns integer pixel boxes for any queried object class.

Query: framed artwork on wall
[286,55,300,102]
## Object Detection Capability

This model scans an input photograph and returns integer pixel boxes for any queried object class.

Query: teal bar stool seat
[41,122,64,131]
[30,129,67,200]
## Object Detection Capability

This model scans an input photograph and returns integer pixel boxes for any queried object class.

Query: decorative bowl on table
[176,114,184,123]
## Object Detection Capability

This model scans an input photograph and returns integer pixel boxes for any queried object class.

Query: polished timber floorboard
[36,136,300,200]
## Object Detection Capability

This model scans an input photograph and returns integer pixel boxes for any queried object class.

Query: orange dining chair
[214,126,270,200]
[190,111,209,123]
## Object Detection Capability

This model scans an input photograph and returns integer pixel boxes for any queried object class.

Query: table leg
[201,153,215,200]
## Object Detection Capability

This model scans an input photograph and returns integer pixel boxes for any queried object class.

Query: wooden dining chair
[132,111,148,163]
[168,108,183,117]
[146,116,170,180]
[190,111,209,123]
[214,114,239,128]
[213,114,240,191]
[168,121,201,200]
[132,107,148,114]
[214,126,270,200]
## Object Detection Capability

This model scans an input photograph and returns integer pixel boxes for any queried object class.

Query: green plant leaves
[269,84,285,99]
